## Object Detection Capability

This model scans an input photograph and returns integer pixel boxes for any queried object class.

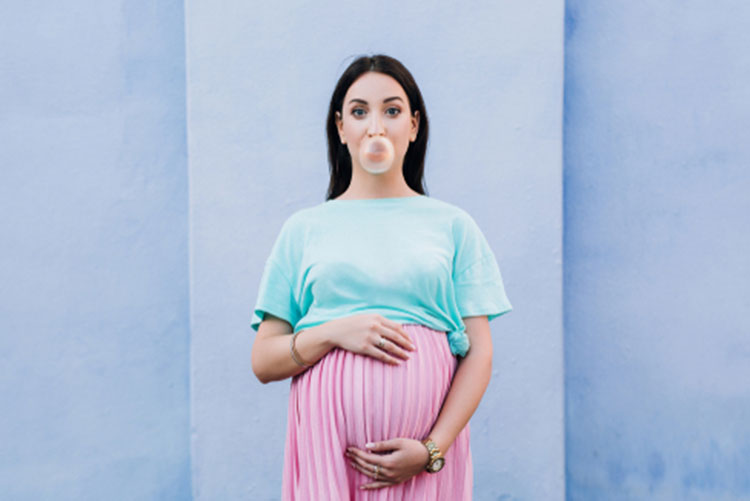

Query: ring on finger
[377,336,386,349]
[374,464,380,479]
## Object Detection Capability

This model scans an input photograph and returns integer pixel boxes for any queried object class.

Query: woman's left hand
[345,438,430,490]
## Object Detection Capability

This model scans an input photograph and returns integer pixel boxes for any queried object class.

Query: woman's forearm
[426,345,493,455]
[430,354,492,454]
[251,323,336,383]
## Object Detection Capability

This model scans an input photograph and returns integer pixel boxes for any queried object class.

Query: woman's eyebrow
[348,96,404,105]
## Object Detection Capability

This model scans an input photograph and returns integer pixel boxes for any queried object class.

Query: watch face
[430,457,445,472]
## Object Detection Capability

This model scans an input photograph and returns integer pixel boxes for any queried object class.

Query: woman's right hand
[327,314,416,365]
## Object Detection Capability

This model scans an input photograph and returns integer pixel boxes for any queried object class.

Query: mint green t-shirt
[250,194,512,357]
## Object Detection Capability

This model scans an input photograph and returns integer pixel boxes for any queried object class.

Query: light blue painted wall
[3,0,746,499]
[0,3,190,500]
[564,1,750,500]
[186,0,564,499]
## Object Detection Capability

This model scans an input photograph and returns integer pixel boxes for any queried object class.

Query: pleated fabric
[281,323,472,500]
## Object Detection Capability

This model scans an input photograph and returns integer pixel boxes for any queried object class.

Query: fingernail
[365,442,374,448]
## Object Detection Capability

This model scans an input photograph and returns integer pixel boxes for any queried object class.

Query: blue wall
[0,2,190,499]
[564,1,750,499]
[186,0,564,499]
[5,0,748,499]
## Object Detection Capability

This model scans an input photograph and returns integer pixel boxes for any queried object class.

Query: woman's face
[335,72,420,173]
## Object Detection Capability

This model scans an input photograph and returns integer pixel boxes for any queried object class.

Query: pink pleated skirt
[281,323,472,500]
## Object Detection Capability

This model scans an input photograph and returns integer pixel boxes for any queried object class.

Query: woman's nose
[367,114,385,135]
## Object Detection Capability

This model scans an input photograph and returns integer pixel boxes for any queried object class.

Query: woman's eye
[350,107,400,117]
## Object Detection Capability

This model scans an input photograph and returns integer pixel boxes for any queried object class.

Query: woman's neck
[338,170,418,200]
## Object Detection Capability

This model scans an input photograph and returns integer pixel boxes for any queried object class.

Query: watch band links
[421,437,444,472]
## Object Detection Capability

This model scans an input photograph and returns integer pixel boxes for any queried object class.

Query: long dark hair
[325,54,430,200]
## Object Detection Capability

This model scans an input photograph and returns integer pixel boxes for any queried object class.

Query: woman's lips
[359,136,394,173]
[366,150,387,160]
[369,142,386,153]
[365,140,388,160]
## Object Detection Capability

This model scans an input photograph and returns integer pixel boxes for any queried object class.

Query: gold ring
[377,336,386,349]
[374,464,380,479]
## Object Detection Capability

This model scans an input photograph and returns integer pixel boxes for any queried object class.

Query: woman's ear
[410,110,420,142]
[335,111,346,144]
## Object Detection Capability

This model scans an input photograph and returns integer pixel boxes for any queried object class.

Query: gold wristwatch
[421,437,445,473]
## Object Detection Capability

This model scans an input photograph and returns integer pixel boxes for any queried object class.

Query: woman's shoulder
[420,195,468,214]
[413,196,476,226]
[279,203,322,226]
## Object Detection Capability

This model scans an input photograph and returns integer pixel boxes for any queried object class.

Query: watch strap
[421,437,444,472]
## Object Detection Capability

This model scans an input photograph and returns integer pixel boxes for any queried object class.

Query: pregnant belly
[288,323,457,448]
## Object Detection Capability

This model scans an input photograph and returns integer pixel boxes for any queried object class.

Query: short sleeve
[250,258,301,332]
[250,216,303,332]
[452,212,513,321]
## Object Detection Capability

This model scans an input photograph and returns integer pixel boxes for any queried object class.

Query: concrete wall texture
[186,0,564,499]
[1,0,747,500]
[0,2,190,500]
[564,1,750,500]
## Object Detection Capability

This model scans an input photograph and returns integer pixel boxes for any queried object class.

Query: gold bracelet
[290,329,312,367]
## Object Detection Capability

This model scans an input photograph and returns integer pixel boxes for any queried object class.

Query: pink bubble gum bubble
[359,137,394,173]
[368,140,386,155]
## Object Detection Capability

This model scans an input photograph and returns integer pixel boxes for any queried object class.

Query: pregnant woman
[250,54,513,500]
